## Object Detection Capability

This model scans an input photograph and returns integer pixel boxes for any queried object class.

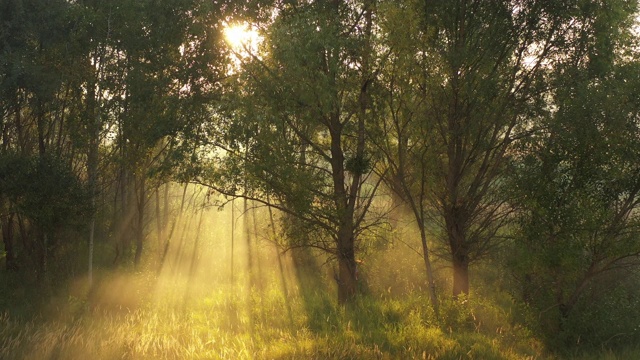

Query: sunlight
[223,23,261,52]
[223,22,262,74]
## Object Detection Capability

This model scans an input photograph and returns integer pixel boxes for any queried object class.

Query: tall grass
[0,264,551,360]
[1,213,636,359]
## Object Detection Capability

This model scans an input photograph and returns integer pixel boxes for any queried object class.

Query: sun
[223,23,260,51]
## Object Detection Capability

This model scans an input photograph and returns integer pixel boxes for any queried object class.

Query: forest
[2,0,640,359]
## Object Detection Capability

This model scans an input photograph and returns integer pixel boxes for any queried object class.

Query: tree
[510,66,640,336]
[373,0,440,313]
[206,0,380,303]
[0,0,230,275]
[505,0,640,341]
[389,0,619,297]
[0,154,91,281]
[0,0,89,275]
[510,62,640,339]
[94,0,228,266]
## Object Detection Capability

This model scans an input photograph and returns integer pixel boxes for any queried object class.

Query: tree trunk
[43,232,49,279]
[88,218,95,284]
[134,174,146,266]
[2,214,18,271]
[244,198,254,284]
[330,7,370,302]
[17,216,30,260]
[448,217,470,297]
[114,163,130,264]
[337,257,357,303]
[188,201,205,279]
[400,153,440,312]
[337,226,357,304]
[36,230,47,282]
[269,208,293,325]
[36,106,47,157]
[156,186,163,247]
[86,54,99,286]
[158,183,184,273]
[230,198,235,282]
[445,166,470,297]
[418,221,439,313]
[87,128,98,286]
[452,251,470,297]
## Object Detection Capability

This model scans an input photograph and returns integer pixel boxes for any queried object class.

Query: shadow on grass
[286,248,403,357]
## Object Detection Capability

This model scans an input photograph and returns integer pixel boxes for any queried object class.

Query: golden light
[223,23,260,51]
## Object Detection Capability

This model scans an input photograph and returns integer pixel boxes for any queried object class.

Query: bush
[561,282,640,350]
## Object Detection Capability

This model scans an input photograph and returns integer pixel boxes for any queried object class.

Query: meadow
[2,228,638,360]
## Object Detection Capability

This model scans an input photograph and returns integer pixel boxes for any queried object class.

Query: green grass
[0,265,551,360]
[0,245,637,360]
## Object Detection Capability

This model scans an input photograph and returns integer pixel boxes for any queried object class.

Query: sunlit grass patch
[1,280,553,359]
[0,244,552,360]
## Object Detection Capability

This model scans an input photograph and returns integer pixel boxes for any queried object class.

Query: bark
[334,0,373,305]
[134,173,146,266]
[88,218,95,285]
[418,221,439,312]
[43,232,48,278]
[244,198,254,284]
[395,120,439,312]
[156,187,163,247]
[87,100,99,287]
[448,208,470,297]
[158,183,185,273]
[445,111,472,298]
[17,216,30,259]
[337,234,357,303]
[153,188,165,269]
[188,201,205,279]
[2,214,18,271]
[230,198,235,282]
[452,251,470,297]
[113,161,130,264]
[387,172,406,242]
[252,203,264,293]
[36,104,47,157]
[36,230,47,282]
[330,127,359,304]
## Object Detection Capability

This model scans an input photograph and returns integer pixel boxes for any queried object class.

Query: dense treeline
[2,0,640,354]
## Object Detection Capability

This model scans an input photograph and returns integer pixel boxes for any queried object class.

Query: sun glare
[223,23,260,51]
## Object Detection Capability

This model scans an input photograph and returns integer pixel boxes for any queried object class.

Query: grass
[3,269,640,359]
[1,238,638,359]
[0,264,550,360]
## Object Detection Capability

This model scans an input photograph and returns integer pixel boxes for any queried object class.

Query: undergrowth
[1,256,638,359]
[0,268,549,360]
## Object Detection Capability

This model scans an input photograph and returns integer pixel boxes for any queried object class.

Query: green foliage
[561,282,640,350]
[207,1,384,298]
[345,155,371,176]
[507,59,640,350]
[0,154,91,229]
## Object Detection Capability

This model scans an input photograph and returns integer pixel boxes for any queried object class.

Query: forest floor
[1,249,638,359]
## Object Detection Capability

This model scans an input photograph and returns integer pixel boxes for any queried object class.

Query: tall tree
[97,0,228,266]
[393,0,618,297]
[207,0,380,303]
[508,0,640,333]
[0,0,91,277]
[373,0,439,313]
